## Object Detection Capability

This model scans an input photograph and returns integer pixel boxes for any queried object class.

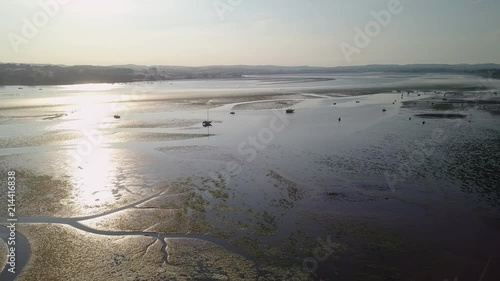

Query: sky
[0,0,499,67]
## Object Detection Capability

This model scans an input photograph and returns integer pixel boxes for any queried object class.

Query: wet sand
[0,74,499,280]
[14,224,261,281]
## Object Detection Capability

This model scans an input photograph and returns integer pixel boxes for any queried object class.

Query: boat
[230,111,235,115]
[203,103,212,126]
[18,87,23,89]
[286,109,295,114]
[382,108,387,112]
[114,115,121,119]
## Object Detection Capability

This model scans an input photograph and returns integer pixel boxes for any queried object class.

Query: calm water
[1,72,494,108]
[0,73,499,280]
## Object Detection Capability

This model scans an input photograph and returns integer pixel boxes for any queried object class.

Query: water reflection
[71,147,116,207]
[59,83,120,92]
[54,99,118,133]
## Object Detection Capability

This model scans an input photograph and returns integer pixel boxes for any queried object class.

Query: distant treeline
[0,64,242,86]
[0,63,499,86]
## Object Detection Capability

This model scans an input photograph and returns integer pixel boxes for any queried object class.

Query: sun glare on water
[61,83,120,92]
[73,148,116,207]
[51,99,114,132]
[59,98,125,208]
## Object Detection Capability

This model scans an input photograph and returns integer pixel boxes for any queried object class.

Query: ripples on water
[1,75,499,280]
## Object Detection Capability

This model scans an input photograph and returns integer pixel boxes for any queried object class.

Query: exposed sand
[0,132,82,149]
[0,131,211,150]
[401,91,500,115]
[0,239,7,273]
[232,99,303,111]
[415,113,467,119]
[113,119,200,129]
[15,224,261,281]
[0,170,73,217]
[1,78,499,280]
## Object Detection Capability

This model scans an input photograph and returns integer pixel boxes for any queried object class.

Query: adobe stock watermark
[339,0,406,63]
[209,109,293,184]
[7,0,71,53]
[196,109,295,204]
[384,74,497,192]
[302,235,337,273]
[213,0,244,21]
[384,127,448,192]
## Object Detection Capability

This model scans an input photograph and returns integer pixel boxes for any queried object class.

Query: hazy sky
[1,0,499,66]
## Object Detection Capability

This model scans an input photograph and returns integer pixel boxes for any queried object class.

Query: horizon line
[2,62,500,69]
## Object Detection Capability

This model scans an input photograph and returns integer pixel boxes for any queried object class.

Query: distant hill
[0,63,499,86]
[0,63,242,86]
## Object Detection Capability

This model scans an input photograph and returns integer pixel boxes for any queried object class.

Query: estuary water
[0,73,499,280]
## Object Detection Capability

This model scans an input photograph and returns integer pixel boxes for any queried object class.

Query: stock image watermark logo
[302,235,337,273]
[191,109,295,211]
[384,128,448,192]
[339,0,405,63]
[208,109,294,186]
[213,0,245,21]
[384,74,498,192]
[7,0,71,53]
[5,171,17,274]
